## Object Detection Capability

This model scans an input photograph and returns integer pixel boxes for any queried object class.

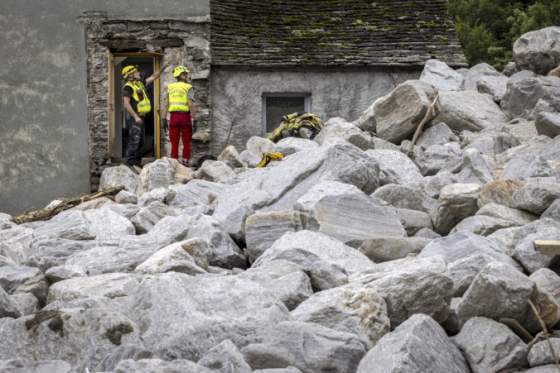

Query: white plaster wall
[210,68,420,154]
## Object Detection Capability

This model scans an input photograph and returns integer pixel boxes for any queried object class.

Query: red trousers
[169,112,192,160]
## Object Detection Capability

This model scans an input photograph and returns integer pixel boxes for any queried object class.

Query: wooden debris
[404,93,440,156]
[12,187,123,225]
[534,240,560,256]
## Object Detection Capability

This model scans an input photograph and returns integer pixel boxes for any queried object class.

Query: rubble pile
[1,27,560,373]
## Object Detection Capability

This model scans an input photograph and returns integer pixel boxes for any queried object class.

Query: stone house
[0,0,464,214]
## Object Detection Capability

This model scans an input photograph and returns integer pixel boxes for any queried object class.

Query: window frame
[262,92,312,135]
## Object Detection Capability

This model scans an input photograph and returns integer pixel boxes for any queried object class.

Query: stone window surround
[79,11,210,191]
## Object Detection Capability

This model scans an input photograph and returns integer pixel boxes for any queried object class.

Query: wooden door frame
[108,52,163,159]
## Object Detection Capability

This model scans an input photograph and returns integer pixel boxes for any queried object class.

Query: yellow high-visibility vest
[124,81,152,116]
[167,82,192,112]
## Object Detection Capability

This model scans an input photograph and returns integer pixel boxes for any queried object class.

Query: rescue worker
[161,65,197,166]
[122,63,168,167]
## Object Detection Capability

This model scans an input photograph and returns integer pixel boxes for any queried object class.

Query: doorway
[109,53,162,163]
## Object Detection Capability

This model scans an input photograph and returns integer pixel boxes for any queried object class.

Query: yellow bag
[256,152,285,168]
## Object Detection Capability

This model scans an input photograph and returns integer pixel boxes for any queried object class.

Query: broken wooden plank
[534,240,560,256]
[12,187,123,225]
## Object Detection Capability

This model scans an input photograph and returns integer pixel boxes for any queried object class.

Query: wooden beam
[534,240,560,256]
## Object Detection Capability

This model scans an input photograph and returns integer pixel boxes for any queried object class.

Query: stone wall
[210,67,420,154]
[82,12,210,190]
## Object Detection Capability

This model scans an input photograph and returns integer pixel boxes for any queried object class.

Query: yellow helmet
[173,65,190,79]
[122,65,138,79]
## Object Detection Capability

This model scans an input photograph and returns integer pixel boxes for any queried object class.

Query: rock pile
[1,27,560,372]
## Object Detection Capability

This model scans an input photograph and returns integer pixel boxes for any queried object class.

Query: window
[263,93,311,134]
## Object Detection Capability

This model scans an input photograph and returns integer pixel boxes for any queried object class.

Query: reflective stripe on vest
[167,82,192,112]
[125,81,152,115]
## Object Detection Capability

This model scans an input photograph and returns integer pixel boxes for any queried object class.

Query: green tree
[449,0,560,69]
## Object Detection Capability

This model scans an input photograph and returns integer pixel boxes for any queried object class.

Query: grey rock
[374,80,438,144]
[213,142,380,241]
[253,369,302,373]
[105,203,141,220]
[463,62,503,91]
[462,128,520,158]
[417,122,459,149]
[114,359,212,373]
[501,76,560,120]
[372,184,437,213]
[138,158,176,195]
[419,232,521,270]
[477,74,509,102]
[477,202,538,226]
[239,260,313,310]
[356,314,469,373]
[186,214,246,269]
[453,317,528,373]
[131,201,178,234]
[115,190,138,204]
[315,118,373,150]
[513,26,560,75]
[123,273,289,361]
[137,187,175,207]
[522,365,560,373]
[291,285,390,346]
[352,97,379,133]
[198,339,252,373]
[528,338,560,367]
[543,199,560,221]
[512,182,560,214]
[93,345,153,372]
[365,149,423,186]
[218,145,246,168]
[371,136,400,151]
[246,136,275,157]
[47,273,141,304]
[513,225,560,273]
[364,263,454,326]
[169,179,224,210]
[359,236,430,262]
[448,254,498,297]
[449,148,495,185]
[536,110,560,138]
[431,183,481,234]
[245,210,299,263]
[0,264,48,304]
[530,268,560,306]
[450,215,516,236]
[489,218,560,256]
[0,360,73,373]
[9,292,39,316]
[24,238,94,273]
[241,321,367,373]
[419,59,464,91]
[395,208,433,236]
[294,181,405,247]
[414,142,462,176]
[456,262,535,325]
[0,307,143,371]
[423,171,461,199]
[135,238,210,275]
[435,90,508,132]
[197,160,236,183]
[274,137,318,155]
[503,61,519,76]
[414,227,441,239]
[99,165,140,194]
[45,265,87,283]
[0,287,20,318]
[478,179,525,208]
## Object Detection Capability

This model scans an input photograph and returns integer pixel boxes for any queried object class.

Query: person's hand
[135,116,143,125]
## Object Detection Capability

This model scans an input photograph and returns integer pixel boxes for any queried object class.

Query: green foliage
[449,0,560,69]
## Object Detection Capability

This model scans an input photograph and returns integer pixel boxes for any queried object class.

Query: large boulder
[0,287,21,318]
[198,339,252,373]
[372,184,437,213]
[435,90,508,132]
[113,359,212,373]
[99,165,140,194]
[478,179,525,208]
[477,202,537,226]
[513,26,560,75]
[138,158,177,195]
[463,63,503,91]
[527,338,560,368]
[431,183,481,234]
[123,273,290,361]
[416,122,459,149]
[0,360,73,373]
[512,181,560,215]
[453,317,529,373]
[356,314,469,373]
[130,201,178,234]
[134,238,210,275]
[241,321,367,373]
[291,285,390,346]
[359,236,430,263]
[414,142,462,176]
[245,210,299,262]
[365,149,423,186]
[501,76,560,119]
[374,80,438,144]
[196,160,236,184]
[419,59,464,91]
[293,181,405,247]
[315,118,373,150]
[536,110,560,138]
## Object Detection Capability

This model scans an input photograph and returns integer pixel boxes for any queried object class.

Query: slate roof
[210,0,466,67]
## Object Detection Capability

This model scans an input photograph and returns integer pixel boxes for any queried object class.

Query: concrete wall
[0,0,209,215]
[210,68,420,154]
